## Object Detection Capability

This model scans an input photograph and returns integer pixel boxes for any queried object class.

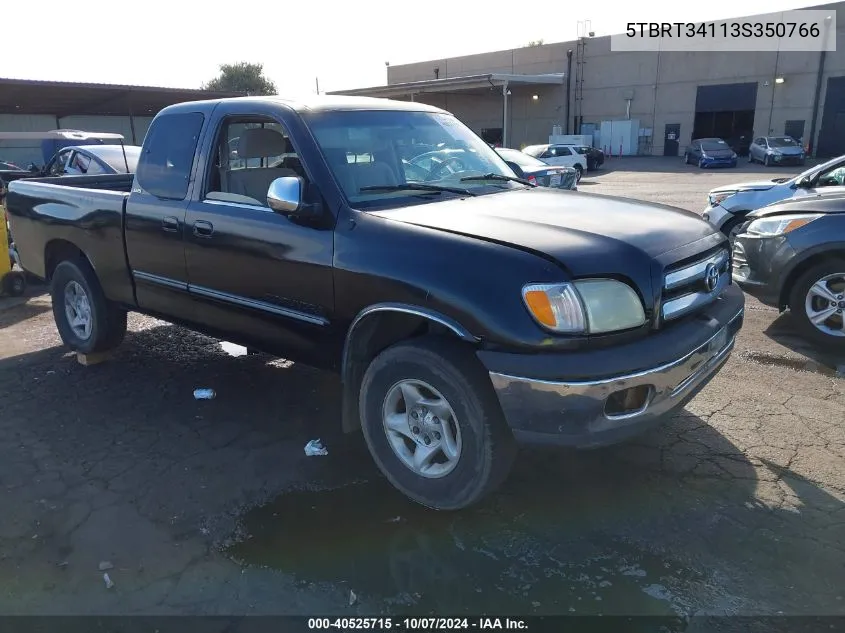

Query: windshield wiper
[459,173,536,187]
[359,183,477,196]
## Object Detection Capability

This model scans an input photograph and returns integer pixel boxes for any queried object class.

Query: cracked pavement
[0,158,843,618]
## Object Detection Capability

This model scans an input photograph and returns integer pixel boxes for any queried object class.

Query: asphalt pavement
[0,157,843,623]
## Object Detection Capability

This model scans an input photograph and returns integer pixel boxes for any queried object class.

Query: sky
[2,0,820,95]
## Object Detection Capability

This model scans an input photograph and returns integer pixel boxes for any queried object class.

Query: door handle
[162,216,180,232]
[193,220,214,238]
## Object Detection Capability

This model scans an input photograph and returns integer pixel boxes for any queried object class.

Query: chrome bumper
[488,309,743,448]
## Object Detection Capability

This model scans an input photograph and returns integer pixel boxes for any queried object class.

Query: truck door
[124,110,206,321]
[183,106,335,368]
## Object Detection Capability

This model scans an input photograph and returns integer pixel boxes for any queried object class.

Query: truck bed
[6,174,135,306]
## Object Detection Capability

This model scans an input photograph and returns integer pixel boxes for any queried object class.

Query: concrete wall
[386,1,845,155]
[0,114,154,166]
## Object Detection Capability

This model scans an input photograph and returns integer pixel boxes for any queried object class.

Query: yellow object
[523,289,556,327]
[1,204,26,296]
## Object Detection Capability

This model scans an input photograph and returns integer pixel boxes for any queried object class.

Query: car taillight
[527,175,537,184]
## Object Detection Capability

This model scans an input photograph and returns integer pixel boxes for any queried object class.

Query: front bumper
[701,158,738,168]
[767,154,805,166]
[481,285,744,448]
[702,203,735,231]
[731,231,796,307]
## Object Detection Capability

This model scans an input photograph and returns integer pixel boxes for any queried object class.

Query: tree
[527,39,544,47]
[201,62,277,95]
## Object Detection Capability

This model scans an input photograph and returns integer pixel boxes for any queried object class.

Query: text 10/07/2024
[307,617,528,630]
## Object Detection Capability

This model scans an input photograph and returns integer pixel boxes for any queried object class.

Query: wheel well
[340,311,474,433]
[778,250,845,309]
[44,240,88,281]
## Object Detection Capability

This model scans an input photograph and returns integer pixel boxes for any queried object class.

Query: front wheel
[788,259,845,350]
[50,259,127,354]
[684,153,690,165]
[359,336,517,510]
[721,215,746,245]
[574,165,583,182]
[764,155,771,166]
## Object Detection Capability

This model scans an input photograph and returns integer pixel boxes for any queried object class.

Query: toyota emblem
[704,263,719,292]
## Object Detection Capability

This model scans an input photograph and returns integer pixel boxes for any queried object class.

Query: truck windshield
[306,110,522,208]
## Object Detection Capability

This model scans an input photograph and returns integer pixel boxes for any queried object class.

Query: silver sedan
[748,136,805,167]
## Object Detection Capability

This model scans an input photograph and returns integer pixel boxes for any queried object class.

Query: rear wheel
[788,259,845,350]
[359,336,517,511]
[50,259,127,354]
[2,271,26,297]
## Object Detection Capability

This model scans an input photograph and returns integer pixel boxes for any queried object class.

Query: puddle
[739,350,841,377]
[226,480,708,618]
[220,341,248,357]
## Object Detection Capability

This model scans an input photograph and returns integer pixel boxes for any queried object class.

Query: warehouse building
[0,78,241,166]
[330,1,845,157]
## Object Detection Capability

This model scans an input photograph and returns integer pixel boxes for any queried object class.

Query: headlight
[745,213,823,237]
[522,279,646,334]
[708,190,736,206]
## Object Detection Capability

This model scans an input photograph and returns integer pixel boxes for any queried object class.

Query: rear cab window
[135,112,205,200]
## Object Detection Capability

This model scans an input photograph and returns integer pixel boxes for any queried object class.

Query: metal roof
[0,77,244,117]
[328,73,566,98]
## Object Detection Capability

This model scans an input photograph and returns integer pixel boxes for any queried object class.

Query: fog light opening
[604,385,653,418]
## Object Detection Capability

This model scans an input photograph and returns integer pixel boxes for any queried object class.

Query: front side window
[136,112,205,200]
[203,116,302,207]
[306,110,521,209]
[68,152,91,174]
[48,150,72,175]
[817,165,845,187]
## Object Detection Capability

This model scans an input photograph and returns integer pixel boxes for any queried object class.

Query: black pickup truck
[6,96,744,510]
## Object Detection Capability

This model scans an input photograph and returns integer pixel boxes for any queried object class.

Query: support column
[502,81,509,147]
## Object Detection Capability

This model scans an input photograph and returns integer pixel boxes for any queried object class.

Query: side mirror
[267,176,303,213]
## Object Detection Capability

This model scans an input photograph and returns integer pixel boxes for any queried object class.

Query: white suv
[522,144,588,181]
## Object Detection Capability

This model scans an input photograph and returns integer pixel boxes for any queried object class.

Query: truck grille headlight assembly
[522,279,646,335]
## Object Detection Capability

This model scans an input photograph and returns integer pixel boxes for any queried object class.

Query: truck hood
[368,188,718,277]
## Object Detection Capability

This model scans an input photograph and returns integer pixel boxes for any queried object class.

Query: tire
[574,164,583,182]
[764,155,771,166]
[359,336,517,511]
[2,271,26,297]
[787,258,845,350]
[698,158,706,169]
[748,154,755,163]
[684,153,690,165]
[720,215,746,245]
[50,259,127,354]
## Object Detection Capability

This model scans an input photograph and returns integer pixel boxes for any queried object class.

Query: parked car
[7,95,744,511]
[568,145,605,171]
[494,147,577,190]
[732,191,845,349]
[703,153,845,241]
[683,138,738,169]
[42,144,141,176]
[748,135,805,167]
[521,144,588,181]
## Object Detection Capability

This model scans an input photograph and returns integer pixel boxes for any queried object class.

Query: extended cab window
[136,112,204,200]
[48,150,72,176]
[204,117,303,207]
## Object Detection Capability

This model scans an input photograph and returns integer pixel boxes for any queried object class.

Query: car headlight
[708,190,736,206]
[522,279,646,334]
[745,213,823,237]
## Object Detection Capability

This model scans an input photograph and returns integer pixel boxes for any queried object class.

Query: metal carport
[328,73,566,148]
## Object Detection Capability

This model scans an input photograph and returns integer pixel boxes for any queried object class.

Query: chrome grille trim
[662,271,731,321]
[661,247,731,323]
[732,242,748,268]
[664,249,730,291]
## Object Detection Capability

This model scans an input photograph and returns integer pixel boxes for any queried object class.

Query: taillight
[527,175,537,184]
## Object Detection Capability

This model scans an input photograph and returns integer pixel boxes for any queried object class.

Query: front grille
[661,247,730,323]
